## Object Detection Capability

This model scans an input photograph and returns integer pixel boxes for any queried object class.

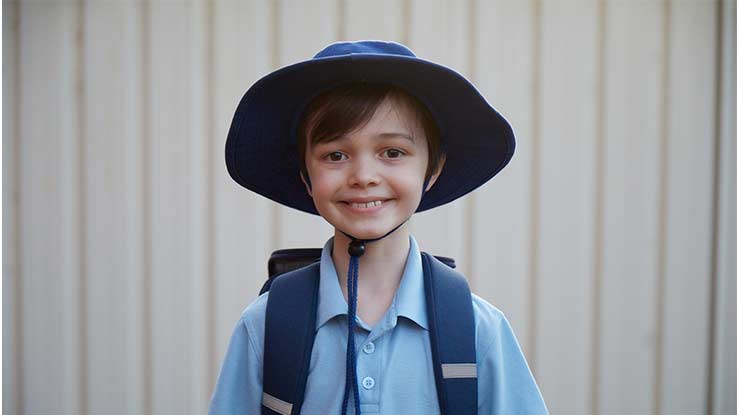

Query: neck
[331,224,411,299]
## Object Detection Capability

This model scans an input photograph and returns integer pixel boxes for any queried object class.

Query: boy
[210,40,548,414]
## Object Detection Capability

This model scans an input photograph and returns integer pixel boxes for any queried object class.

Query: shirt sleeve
[208,316,263,414]
[478,314,549,415]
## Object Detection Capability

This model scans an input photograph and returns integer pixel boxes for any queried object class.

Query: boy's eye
[383,148,405,159]
[326,152,347,162]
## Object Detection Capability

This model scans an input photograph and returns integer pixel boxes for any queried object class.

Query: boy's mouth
[349,200,382,209]
[340,198,392,210]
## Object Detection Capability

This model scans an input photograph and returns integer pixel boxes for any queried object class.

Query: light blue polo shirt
[209,235,548,414]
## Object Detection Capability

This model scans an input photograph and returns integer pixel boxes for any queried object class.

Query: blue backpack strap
[421,252,478,415]
[262,262,320,415]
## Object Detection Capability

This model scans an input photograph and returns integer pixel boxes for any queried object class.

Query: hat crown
[313,40,416,59]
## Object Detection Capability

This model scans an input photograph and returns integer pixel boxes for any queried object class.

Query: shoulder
[469,293,508,356]
[470,293,549,413]
[238,264,320,344]
[209,293,270,413]
[470,292,506,329]
[240,290,269,328]
[235,291,270,361]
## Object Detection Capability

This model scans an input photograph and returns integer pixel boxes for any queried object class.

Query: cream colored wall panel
[188,0,214,411]
[660,1,717,413]
[277,0,339,64]
[472,0,536,358]
[536,1,598,414]
[714,3,737,414]
[408,0,471,272]
[19,1,82,414]
[148,2,199,413]
[212,0,274,390]
[3,2,19,414]
[598,2,663,414]
[409,0,469,66]
[121,2,146,413]
[83,1,145,413]
[343,0,403,41]
[274,0,337,249]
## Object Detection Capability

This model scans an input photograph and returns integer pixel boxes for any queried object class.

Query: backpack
[258,249,478,415]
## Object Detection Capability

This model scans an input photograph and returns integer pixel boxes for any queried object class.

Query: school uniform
[218,40,546,414]
[209,235,548,414]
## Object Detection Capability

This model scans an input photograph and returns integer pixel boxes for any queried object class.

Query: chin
[336,220,405,241]
[318,204,408,240]
[344,229,385,241]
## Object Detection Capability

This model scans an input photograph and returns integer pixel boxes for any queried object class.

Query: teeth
[350,200,383,209]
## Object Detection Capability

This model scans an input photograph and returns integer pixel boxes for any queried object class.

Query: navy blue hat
[225,40,515,214]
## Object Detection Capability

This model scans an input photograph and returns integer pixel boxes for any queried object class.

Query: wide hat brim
[225,46,515,215]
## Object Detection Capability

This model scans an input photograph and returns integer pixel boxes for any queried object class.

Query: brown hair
[297,82,443,182]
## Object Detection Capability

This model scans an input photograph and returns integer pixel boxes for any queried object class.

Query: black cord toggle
[348,239,366,257]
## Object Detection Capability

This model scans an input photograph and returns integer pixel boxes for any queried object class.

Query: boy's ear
[300,171,313,197]
[425,154,446,192]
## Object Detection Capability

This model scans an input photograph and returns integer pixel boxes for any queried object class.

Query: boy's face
[302,97,443,240]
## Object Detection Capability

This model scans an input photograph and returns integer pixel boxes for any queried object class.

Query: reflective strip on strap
[262,392,293,415]
[441,363,477,379]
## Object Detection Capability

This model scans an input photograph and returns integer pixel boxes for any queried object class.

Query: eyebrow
[315,131,416,147]
[376,132,416,143]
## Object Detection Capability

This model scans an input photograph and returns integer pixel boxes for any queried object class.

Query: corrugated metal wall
[2,0,735,414]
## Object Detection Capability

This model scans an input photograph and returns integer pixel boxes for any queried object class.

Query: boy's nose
[347,157,381,188]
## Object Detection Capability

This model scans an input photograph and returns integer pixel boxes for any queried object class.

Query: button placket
[355,336,380,407]
[356,307,395,410]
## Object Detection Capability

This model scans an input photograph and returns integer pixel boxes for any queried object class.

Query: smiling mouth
[340,199,391,210]
[350,200,382,209]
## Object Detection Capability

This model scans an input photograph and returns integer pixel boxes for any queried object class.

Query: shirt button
[362,376,375,390]
[362,342,375,354]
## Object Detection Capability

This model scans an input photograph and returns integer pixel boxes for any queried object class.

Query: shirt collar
[316,234,428,331]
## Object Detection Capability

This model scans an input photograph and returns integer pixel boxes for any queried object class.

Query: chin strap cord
[341,250,362,415]
[338,177,432,415]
